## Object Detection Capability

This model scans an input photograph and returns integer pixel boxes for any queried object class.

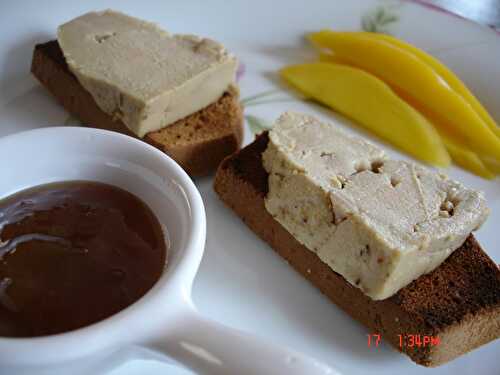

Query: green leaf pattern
[361,2,401,34]
[245,115,272,135]
[242,90,298,135]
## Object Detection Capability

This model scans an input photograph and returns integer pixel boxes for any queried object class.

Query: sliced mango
[319,53,350,65]
[309,31,500,161]
[480,156,500,174]
[280,63,450,167]
[349,31,500,139]
[320,52,498,179]
[441,137,495,179]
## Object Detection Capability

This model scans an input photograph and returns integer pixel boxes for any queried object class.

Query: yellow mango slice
[280,62,450,167]
[319,53,350,65]
[389,88,499,177]
[320,44,497,178]
[441,137,495,179]
[480,156,500,174]
[351,31,500,139]
[309,31,500,161]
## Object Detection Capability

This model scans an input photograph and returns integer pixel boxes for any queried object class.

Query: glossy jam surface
[0,181,167,337]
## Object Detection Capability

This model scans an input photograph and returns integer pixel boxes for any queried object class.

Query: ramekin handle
[144,304,340,375]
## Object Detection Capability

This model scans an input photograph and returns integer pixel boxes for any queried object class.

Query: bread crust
[214,132,500,367]
[31,41,243,177]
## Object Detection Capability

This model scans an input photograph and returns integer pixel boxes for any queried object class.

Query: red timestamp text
[366,333,440,348]
[398,334,440,348]
[366,334,382,348]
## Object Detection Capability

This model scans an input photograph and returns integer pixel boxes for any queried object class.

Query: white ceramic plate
[0,1,498,374]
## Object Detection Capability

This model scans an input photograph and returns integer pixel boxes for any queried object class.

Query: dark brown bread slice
[31,41,243,176]
[214,132,500,367]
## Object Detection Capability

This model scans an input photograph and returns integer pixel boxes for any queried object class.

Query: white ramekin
[0,127,337,375]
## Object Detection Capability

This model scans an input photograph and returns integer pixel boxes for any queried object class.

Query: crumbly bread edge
[213,132,500,367]
[31,40,243,176]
